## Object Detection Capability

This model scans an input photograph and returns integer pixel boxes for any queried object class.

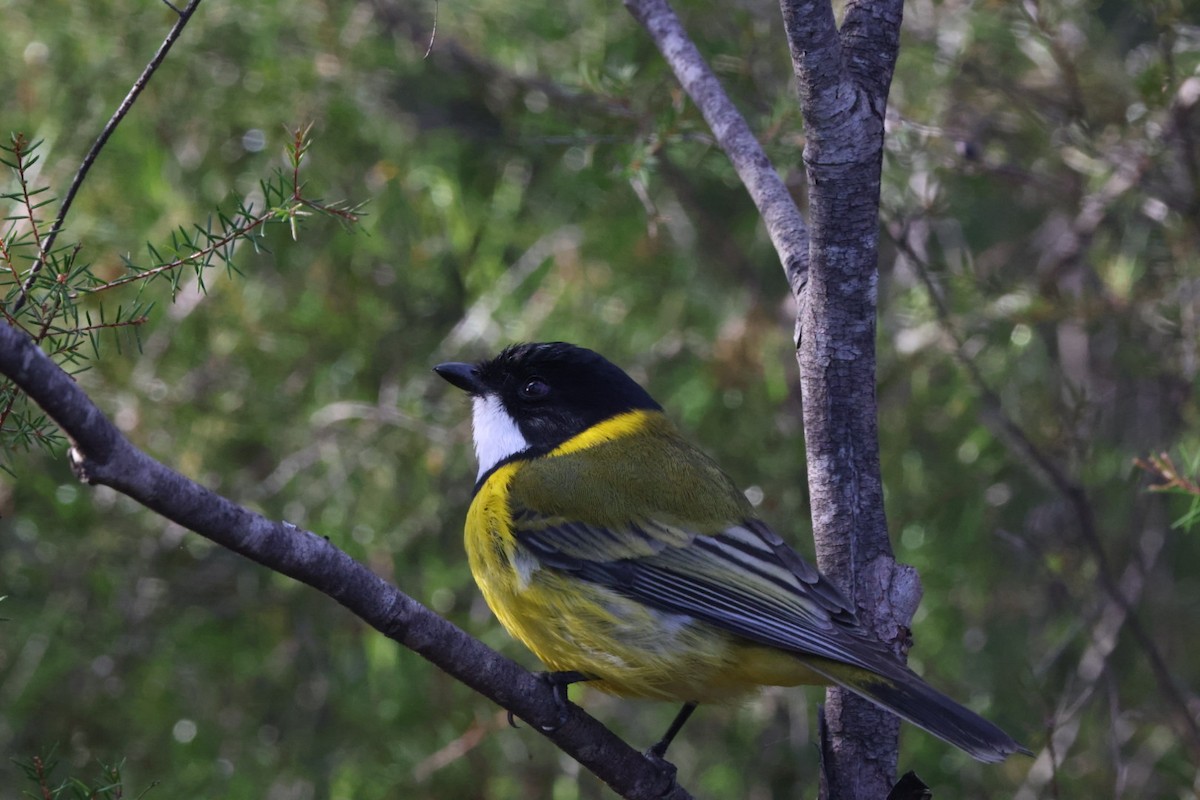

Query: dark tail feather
[807,661,1032,763]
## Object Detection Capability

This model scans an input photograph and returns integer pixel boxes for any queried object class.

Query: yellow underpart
[465,410,862,703]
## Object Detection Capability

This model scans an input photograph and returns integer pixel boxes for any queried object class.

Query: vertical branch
[779,1,908,797]
[625,0,911,793]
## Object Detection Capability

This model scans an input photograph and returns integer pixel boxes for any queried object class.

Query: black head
[435,342,661,472]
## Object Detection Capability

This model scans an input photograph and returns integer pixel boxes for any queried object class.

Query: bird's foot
[642,748,680,799]
[537,670,589,732]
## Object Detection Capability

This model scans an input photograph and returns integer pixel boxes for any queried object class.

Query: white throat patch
[471,394,530,480]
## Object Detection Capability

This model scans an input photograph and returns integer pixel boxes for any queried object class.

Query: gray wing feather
[514,510,901,673]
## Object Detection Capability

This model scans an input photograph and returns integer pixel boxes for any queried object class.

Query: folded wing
[512,504,904,676]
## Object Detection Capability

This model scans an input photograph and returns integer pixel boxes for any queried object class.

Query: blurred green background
[2,0,1199,797]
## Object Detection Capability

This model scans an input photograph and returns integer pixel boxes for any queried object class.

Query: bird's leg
[648,702,698,758]
[542,670,590,729]
[507,670,591,732]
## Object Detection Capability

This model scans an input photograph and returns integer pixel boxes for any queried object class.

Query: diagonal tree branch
[0,320,694,800]
[623,0,810,302]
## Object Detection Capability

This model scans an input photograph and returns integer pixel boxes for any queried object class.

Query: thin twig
[70,316,150,335]
[423,0,438,59]
[82,214,268,293]
[12,0,205,315]
[84,126,357,295]
[7,135,49,274]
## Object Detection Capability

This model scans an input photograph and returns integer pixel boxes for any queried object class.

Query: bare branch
[627,0,913,794]
[12,0,205,315]
[0,320,695,800]
[622,0,809,300]
[777,1,907,796]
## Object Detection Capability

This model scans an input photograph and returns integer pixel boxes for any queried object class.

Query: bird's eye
[519,378,550,401]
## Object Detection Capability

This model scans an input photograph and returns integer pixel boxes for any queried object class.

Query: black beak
[434,362,487,394]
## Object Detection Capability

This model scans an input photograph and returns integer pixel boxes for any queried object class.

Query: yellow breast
[464,460,828,702]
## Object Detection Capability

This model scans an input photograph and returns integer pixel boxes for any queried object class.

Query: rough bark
[778,2,913,798]
[627,0,911,794]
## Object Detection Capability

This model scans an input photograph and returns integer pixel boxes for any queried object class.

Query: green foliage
[0,127,358,475]
[13,751,152,800]
[1135,448,1200,531]
[1,0,1198,797]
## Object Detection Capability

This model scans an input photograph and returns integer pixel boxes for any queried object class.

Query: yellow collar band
[548,409,662,457]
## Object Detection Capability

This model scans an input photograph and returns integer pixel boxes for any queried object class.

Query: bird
[434,341,1029,762]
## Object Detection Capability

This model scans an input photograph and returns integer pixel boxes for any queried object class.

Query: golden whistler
[436,342,1028,762]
